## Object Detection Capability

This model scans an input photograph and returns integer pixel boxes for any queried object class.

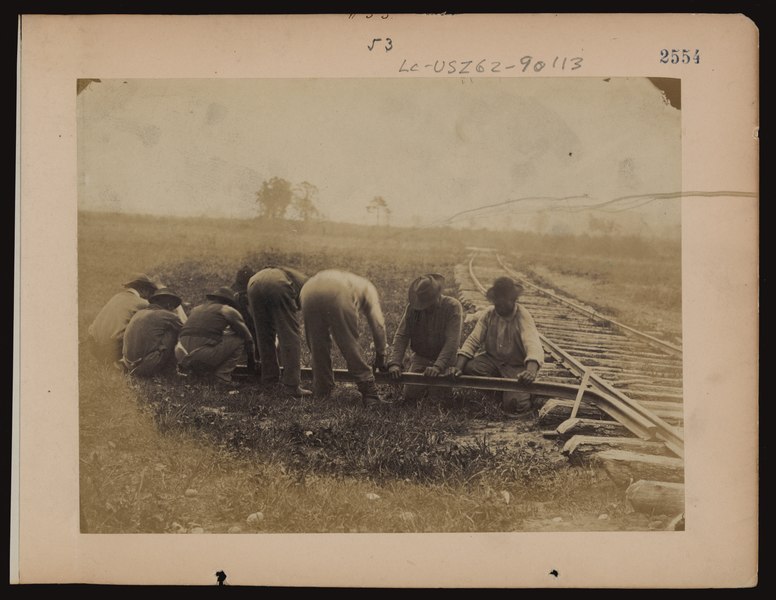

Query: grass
[78,212,678,533]
[510,250,682,341]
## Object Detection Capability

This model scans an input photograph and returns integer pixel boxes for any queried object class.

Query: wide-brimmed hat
[149,288,182,308]
[123,273,156,290]
[409,273,445,310]
[206,286,239,309]
[486,276,523,302]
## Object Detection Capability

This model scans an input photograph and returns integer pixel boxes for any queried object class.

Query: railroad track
[457,250,685,520]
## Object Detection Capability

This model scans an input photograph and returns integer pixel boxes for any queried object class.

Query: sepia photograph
[16,13,758,587]
[77,76,686,534]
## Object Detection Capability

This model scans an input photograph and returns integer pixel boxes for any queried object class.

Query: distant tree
[255,177,293,219]
[290,181,321,221]
[366,196,391,226]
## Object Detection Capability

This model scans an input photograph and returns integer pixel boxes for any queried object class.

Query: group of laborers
[87,266,543,414]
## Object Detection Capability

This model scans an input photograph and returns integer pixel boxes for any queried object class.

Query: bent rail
[467,253,684,457]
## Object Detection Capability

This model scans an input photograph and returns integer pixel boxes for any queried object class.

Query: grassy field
[79,212,679,533]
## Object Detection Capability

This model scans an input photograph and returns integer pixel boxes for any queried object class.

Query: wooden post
[570,369,592,419]
[562,436,671,463]
[594,450,684,488]
[625,480,685,516]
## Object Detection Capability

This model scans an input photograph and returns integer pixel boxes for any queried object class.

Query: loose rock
[247,512,265,525]
[184,488,198,497]
[170,522,186,533]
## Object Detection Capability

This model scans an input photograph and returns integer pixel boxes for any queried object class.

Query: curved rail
[495,253,683,357]
[467,253,684,457]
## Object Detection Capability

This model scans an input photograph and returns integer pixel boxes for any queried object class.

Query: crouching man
[175,287,256,386]
[387,274,463,402]
[87,273,159,364]
[452,277,544,415]
[121,288,184,377]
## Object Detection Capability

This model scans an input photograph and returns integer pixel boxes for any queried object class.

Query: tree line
[255,177,391,225]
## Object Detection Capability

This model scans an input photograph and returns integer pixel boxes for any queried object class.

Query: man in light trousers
[300,270,388,406]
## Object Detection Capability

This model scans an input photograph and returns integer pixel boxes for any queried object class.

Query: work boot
[215,376,240,390]
[283,384,313,399]
[357,380,390,408]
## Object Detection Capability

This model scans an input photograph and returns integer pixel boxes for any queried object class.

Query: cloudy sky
[77,77,681,236]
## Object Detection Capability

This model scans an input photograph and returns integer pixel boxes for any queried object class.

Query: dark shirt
[122,304,183,361]
[180,301,250,343]
[389,295,463,370]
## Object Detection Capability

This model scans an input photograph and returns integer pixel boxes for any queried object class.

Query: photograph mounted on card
[15,13,758,587]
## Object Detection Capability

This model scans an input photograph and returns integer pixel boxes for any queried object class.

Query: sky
[77,77,681,237]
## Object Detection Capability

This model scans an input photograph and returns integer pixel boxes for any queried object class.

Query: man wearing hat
[247,265,312,398]
[121,288,185,377]
[175,287,256,385]
[387,274,463,402]
[87,273,159,363]
[453,276,544,415]
[300,269,388,406]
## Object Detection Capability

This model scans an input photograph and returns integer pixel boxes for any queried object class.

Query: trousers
[124,330,178,377]
[89,337,123,364]
[301,293,374,397]
[462,353,532,409]
[175,334,244,382]
[402,354,450,401]
[247,271,303,386]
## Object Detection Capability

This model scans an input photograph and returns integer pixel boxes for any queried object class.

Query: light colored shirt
[88,288,148,345]
[458,305,544,368]
[300,270,387,353]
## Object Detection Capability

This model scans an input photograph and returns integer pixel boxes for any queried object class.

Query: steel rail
[468,253,684,457]
[495,253,683,358]
[238,366,613,402]
[234,368,656,438]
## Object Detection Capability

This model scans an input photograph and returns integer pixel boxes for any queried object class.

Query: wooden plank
[569,370,592,419]
[594,450,684,488]
[555,418,632,440]
[562,436,671,463]
[537,399,603,428]
[625,480,685,516]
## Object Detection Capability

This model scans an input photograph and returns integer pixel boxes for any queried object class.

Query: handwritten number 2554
[660,49,700,64]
